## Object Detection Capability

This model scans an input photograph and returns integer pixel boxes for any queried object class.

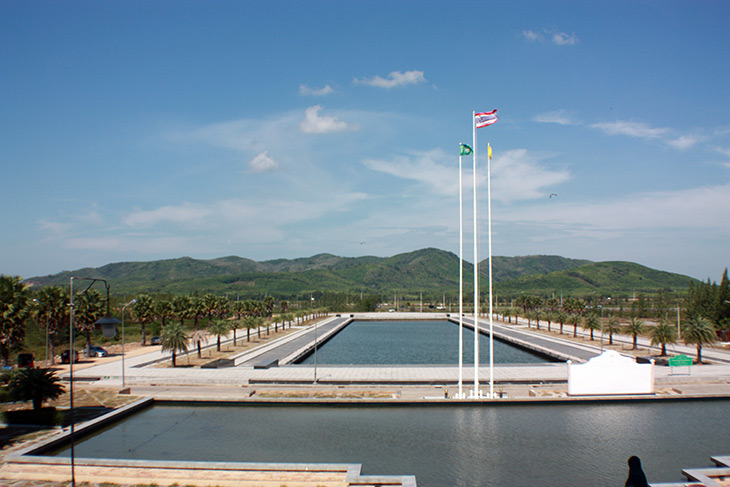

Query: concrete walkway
[61,313,730,395]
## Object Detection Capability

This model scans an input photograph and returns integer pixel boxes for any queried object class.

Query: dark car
[60,350,79,364]
[17,353,34,368]
[86,345,108,357]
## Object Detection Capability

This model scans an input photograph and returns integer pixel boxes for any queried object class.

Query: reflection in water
[50,401,730,487]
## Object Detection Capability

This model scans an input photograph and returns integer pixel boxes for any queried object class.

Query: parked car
[17,353,34,368]
[150,336,161,345]
[60,350,79,364]
[86,345,108,357]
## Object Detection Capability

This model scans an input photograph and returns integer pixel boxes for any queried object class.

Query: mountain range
[24,248,696,299]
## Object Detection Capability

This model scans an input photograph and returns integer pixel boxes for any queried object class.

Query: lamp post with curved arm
[68,277,121,487]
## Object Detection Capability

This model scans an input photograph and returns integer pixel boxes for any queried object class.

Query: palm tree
[155,299,174,329]
[34,285,68,365]
[242,316,257,342]
[582,312,601,341]
[8,367,65,412]
[568,313,581,338]
[133,294,155,346]
[502,308,513,324]
[73,288,104,348]
[545,311,554,333]
[605,315,621,346]
[189,296,206,331]
[0,275,30,367]
[208,319,230,352]
[295,310,307,326]
[650,319,678,356]
[283,312,295,330]
[215,296,230,322]
[232,301,247,345]
[161,322,188,367]
[263,296,275,317]
[555,310,568,335]
[190,329,208,358]
[624,317,645,350]
[202,294,218,327]
[172,295,192,326]
[682,316,717,363]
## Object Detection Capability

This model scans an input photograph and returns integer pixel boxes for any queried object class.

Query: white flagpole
[458,145,464,399]
[472,111,480,397]
[487,143,494,398]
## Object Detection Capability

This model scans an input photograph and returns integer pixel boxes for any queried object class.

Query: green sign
[668,354,693,367]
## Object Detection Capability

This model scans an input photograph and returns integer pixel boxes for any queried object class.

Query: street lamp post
[121,299,136,388]
[68,277,121,487]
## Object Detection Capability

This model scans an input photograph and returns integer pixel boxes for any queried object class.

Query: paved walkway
[61,313,730,393]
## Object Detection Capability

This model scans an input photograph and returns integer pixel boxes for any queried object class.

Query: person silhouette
[625,456,649,487]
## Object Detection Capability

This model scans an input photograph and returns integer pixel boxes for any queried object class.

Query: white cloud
[533,109,580,125]
[354,70,426,89]
[590,120,713,151]
[362,148,571,202]
[491,149,572,202]
[248,151,279,173]
[362,149,456,196]
[552,32,578,45]
[38,219,72,236]
[590,120,669,139]
[299,105,358,134]
[523,30,544,42]
[124,203,213,228]
[299,84,334,96]
[667,135,704,150]
[504,183,730,233]
[523,29,577,45]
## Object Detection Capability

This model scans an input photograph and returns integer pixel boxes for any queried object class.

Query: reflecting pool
[297,320,552,365]
[49,401,730,486]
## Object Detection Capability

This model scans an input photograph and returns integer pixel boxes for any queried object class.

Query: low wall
[4,396,417,487]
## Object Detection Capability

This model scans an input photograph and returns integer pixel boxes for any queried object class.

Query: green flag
[459,144,473,156]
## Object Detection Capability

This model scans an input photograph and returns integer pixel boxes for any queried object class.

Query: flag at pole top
[475,110,498,128]
[459,144,473,156]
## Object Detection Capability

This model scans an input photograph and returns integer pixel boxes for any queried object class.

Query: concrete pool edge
[3,397,417,487]
[5,396,730,487]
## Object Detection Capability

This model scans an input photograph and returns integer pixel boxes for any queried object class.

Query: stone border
[4,397,416,487]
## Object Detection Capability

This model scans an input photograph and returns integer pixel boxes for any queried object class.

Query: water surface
[50,401,730,486]
[297,320,551,365]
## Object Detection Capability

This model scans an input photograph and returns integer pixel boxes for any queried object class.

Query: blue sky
[2,1,729,281]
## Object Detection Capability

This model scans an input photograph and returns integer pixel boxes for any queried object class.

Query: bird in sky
[549,193,558,199]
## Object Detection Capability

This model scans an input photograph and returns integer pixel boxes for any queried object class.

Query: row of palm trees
[497,304,718,362]
[157,307,323,366]
[0,274,325,367]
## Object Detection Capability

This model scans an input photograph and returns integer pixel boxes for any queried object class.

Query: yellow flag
[488,143,492,159]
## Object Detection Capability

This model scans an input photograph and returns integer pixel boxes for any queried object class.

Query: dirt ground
[154,325,298,368]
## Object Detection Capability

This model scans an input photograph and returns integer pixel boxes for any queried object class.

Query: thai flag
[475,110,498,128]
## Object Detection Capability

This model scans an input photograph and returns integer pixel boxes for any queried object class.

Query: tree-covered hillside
[23,248,696,299]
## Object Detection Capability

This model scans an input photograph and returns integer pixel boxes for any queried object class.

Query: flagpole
[458,145,464,399]
[487,142,494,398]
[472,111,480,398]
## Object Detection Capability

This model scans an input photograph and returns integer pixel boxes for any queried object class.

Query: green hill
[22,249,695,299]
[495,261,696,296]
